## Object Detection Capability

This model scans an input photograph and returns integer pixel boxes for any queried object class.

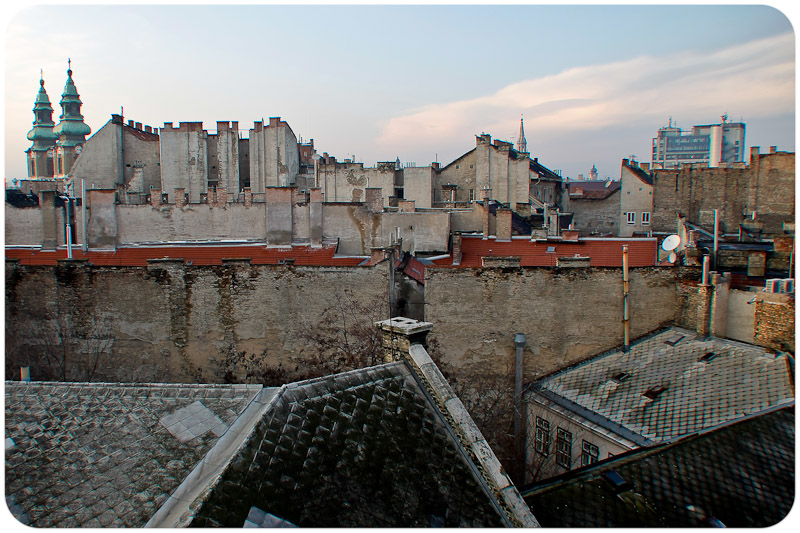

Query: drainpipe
[513,333,526,471]
[622,245,630,351]
[713,209,719,269]
[81,178,87,253]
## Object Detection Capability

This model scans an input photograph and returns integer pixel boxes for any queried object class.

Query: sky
[2,2,796,181]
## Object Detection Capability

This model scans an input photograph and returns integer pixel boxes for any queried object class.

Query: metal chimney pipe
[713,209,719,269]
[622,245,630,351]
[513,333,526,469]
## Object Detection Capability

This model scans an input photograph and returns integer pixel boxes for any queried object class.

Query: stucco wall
[6,260,389,383]
[69,120,121,190]
[319,162,395,205]
[424,266,689,381]
[562,192,621,236]
[321,204,449,255]
[619,164,653,237]
[160,123,208,204]
[116,204,267,243]
[4,205,44,246]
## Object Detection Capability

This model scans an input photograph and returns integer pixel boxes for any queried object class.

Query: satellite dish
[667,251,677,264]
[661,234,681,251]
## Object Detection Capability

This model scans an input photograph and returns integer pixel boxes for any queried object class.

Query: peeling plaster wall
[5,260,389,383]
[424,266,691,381]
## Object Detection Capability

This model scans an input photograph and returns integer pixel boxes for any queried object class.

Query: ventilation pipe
[513,333,526,467]
[81,179,87,253]
[622,246,630,351]
[713,209,719,269]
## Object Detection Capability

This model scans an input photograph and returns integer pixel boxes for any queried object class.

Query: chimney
[215,187,227,207]
[368,247,386,266]
[135,122,142,130]
[496,208,512,241]
[128,120,134,127]
[365,188,383,213]
[452,232,463,265]
[398,200,416,213]
[151,188,162,207]
[770,146,778,154]
[174,188,186,208]
[375,317,433,363]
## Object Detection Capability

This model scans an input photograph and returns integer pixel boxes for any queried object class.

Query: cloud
[376,32,795,151]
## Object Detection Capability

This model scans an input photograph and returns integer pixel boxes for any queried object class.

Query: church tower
[516,116,527,154]
[25,72,57,178]
[53,59,91,178]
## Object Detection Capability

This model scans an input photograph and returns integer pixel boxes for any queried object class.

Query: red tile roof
[5,243,368,267]
[432,235,658,268]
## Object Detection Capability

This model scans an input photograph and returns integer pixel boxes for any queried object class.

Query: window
[468,189,475,201]
[535,417,551,456]
[625,212,636,225]
[556,428,572,468]
[641,212,650,225]
[581,440,599,466]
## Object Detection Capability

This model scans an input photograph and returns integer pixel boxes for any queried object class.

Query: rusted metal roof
[432,235,658,268]
[5,243,368,267]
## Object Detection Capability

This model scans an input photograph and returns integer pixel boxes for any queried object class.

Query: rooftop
[527,327,794,445]
[433,234,658,268]
[5,382,262,527]
[522,406,794,527]
[5,242,368,267]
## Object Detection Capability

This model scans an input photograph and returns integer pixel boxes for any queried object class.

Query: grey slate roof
[188,363,512,527]
[522,406,795,527]
[528,327,794,444]
[4,381,261,527]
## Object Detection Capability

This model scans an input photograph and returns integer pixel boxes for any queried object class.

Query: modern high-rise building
[651,115,745,169]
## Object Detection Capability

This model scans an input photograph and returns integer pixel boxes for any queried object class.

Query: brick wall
[652,151,794,236]
[754,296,795,353]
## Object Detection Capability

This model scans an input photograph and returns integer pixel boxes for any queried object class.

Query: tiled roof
[434,235,657,268]
[623,161,653,185]
[522,406,794,527]
[5,243,368,267]
[530,160,562,181]
[527,327,794,444]
[4,382,262,527]
[567,180,621,199]
[189,363,511,528]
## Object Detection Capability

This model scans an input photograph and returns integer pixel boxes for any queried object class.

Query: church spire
[25,71,57,177]
[53,59,91,177]
[516,116,527,154]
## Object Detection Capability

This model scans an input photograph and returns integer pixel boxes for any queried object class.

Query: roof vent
[663,334,685,346]
[698,352,717,363]
[611,372,630,383]
[603,470,632,493]
[643,386,667,400]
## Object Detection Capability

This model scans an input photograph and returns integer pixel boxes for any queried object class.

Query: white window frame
[625,212,636,225]
[641,212,651,225]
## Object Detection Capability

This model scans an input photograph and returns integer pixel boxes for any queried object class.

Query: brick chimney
[375,317,433,363]
[452,232,463,265]
[174,188,186,208]
[365,188,383,213]
[398,200,416,213]
[215,187,227,207]
[496,208,512,241]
